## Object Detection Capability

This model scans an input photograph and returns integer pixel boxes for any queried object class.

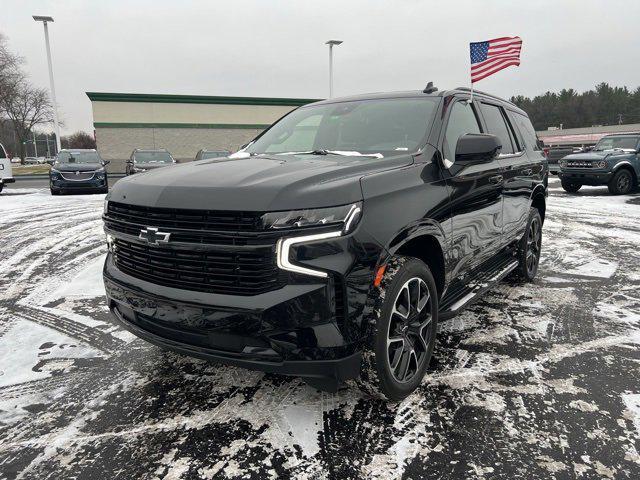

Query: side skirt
[438,251,518,320]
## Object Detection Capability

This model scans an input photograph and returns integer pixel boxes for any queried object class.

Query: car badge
[139,227,171,246]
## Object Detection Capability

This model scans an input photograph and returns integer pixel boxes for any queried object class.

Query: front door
[440,98,505,281]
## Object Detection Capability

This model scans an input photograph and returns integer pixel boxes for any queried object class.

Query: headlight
[103,199,109,215]
[273,203,362,278]
[559,160,567,168]
[596,161,606,169]
[50,168,61,177]
[262,203,362,233]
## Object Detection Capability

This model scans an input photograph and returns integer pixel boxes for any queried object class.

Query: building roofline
[85,92,322,106]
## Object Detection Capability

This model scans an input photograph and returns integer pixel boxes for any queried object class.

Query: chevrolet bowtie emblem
[139,227,171,245]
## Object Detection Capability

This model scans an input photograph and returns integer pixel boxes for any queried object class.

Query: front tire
[608,169,633,195]
[561,180,581,193]
[356,256,438,401]
[516,208,542,281]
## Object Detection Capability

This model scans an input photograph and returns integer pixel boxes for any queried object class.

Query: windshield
[246,97,439,157]
[594,136,639,151]
[56,151,101,164]
[202,151,229,159]
[134,151,173,163]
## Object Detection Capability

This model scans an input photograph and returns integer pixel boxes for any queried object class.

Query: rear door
[479,102,535,244]
[440,97,505,279]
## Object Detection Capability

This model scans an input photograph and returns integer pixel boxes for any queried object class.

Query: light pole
[325,40,343,98]
[33,15,62,153]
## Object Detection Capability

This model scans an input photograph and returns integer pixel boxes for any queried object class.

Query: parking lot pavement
[0,184,639,479]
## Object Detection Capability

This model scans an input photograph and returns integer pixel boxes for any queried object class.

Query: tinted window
[593,136,639,152]
[134,151,173,163]
[247,98,439,157]
[56,151,101,164]
[481,104,515,154]
[443,101,482,162]
[201,151,230,159]
[0,145,6,158]
[509,111,541,151]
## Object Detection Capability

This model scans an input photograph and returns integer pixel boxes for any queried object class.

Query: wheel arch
[612,162,638,186]
[386,228,447,300]
[530,186,546,224]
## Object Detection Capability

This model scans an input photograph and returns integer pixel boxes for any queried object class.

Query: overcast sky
[2,0,639,134]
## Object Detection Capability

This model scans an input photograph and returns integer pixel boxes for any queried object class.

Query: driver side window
[443,101,482,163]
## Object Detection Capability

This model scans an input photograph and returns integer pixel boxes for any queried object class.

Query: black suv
[103,87,547,400]
[49,149,109,195]
[126,149,176,175]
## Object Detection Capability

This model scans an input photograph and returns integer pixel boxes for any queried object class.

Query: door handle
[489,174,503,184]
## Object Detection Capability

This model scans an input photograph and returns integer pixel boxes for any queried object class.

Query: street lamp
[325,40,343,98]
[33,15,62,153]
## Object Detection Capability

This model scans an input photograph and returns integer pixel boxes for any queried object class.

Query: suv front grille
[113,238,285,296]
[565,161,593,168]
[61,172,95,181]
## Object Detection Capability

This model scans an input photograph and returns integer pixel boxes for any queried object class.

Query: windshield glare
[134,151,173,163]
[56,152,101,164]
[594,137,639,151]
[202,151,229,159]
[246,98,439,157]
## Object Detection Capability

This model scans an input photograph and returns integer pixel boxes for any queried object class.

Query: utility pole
[33,131,38,157]
[33,16,62,153]
[325,40,343,98]
[618,113,623,125]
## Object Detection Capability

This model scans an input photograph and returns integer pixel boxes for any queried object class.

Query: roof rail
[455,87,517,106]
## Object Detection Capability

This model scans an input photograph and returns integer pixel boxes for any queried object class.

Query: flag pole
[469,82,474,104]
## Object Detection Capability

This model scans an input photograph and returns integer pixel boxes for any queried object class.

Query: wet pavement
[1,182,639,479]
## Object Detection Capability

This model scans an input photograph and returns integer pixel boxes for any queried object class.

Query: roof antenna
[423,82,437,94]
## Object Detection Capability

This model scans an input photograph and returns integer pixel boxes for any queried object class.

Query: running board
[439,257,518,320]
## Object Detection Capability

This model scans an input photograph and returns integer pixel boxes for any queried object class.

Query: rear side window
[480,103,517,155]
[443,101,482,162]
[0,145,6,158]
[509,111,541,151]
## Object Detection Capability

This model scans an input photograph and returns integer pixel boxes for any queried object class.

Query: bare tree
[0,33,24,114]
[62,131,96,150]
[1,84,54,161]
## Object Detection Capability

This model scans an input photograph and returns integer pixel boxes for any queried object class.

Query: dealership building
[87,92,320,172]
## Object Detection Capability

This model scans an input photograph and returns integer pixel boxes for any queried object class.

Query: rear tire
[561,181,581,193]
[0,183,3,193]
[355,256,438,401]
[515,208,542,281]
[50,189,59,196]
[608,169,633,195]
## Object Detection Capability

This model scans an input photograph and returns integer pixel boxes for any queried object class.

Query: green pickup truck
[558,133,640,194]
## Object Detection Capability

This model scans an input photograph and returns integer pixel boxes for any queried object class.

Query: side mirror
[46,159,55,165]
[455,133,502,165]
[102,159,111,165]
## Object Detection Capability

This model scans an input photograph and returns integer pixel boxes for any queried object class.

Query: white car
[0,143,15,193]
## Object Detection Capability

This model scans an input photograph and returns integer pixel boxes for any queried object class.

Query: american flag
[470,37,522,83]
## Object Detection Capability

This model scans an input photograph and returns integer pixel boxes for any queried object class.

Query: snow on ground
[1,184,639,479]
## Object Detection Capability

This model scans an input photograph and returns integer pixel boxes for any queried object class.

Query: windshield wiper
[277,150,383,158]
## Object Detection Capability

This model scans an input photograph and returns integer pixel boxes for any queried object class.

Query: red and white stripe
[471,36,522,83]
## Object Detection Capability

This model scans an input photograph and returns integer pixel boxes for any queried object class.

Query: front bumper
[50,175,107,191]
[0,177,15,184]
[103,251,365,381]
[558,170,612,185]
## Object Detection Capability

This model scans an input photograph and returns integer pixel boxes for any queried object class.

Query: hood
[563,150,634,161]
[109,153,412,211]
[53,163,103,172]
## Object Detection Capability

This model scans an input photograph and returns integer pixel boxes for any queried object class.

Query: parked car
[0,143,15,193]
[24,157,41,165]
[102,86,547,400]
[195,149,231,160]
[49,149,109,195]
[545,145,574,174]
[126,149,176,175]
[558,133,640,194]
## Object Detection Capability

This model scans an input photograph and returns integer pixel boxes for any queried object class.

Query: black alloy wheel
[386,277,433,384]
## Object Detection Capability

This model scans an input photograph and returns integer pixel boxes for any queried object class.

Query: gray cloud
[3,0,638,134]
